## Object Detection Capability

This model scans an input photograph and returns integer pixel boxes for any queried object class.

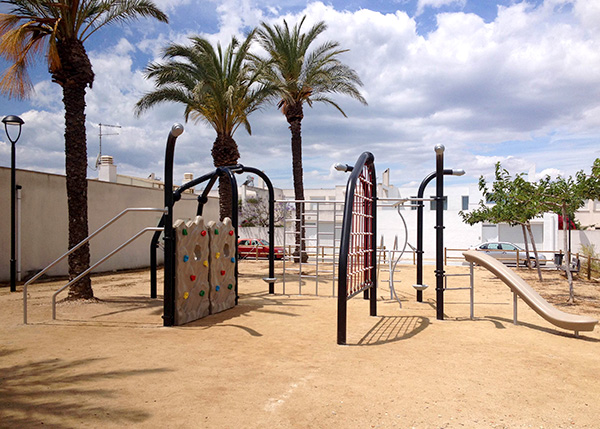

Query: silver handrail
[23,207,166,324]
[51,227,164,320]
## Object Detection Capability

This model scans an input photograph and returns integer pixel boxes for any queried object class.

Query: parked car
[472,241,547,267]
[237,239,285,260]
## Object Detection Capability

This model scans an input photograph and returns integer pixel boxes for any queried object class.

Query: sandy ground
[1,260,600,428]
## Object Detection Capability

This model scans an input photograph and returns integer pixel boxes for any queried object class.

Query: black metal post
[10,139,16,292]
[3,115,23,293]
[163,123,184,326]
[435,145,445,320]
[415,169,460,302]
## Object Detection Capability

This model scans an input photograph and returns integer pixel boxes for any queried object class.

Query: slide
[463,250,598,333]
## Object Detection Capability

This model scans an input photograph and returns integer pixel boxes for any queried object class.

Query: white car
[473,241,547,267]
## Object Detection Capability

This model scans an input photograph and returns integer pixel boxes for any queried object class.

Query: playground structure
[19,124,598,338]
[464,250,598,335]
[22,124,279,326]
[335,148,598,343]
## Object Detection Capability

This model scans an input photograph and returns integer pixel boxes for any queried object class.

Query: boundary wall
[0,167,219,281]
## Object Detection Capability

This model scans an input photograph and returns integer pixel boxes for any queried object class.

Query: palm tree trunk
[211,133,240,220]
[54,39,95,300]
[287,104,307,263]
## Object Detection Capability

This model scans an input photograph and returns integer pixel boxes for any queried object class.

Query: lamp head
[434,144,445,154]
[452,169,465,176]
[2,115,24,126]
[2,115,24,144]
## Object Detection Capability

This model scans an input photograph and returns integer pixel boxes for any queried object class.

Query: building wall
[0,167,219,282]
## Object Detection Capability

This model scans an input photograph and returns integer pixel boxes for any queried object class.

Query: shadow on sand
[0,353,172,428]
[356,315,430,346]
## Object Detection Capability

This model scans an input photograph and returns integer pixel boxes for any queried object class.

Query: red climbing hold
[190,275,196,281]
[221,270,226,276]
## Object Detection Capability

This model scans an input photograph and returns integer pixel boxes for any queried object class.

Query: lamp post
[3,115,24,293]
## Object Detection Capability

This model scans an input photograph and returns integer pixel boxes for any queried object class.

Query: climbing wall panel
[208,218,237,314]
[174,217,211,325]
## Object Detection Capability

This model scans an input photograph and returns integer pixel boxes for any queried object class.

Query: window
[462,196,469,211]
[488,243,501,250]
[430,196,448,210]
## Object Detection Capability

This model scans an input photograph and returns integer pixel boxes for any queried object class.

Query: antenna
[92,123,121,169]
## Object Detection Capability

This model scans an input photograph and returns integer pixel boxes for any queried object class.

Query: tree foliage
[461,159,600,301]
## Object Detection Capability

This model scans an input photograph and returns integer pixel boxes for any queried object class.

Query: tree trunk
[53,39,95,300]
[525,223,543,281]
[562,205,574,303]
[211,133,240,221]
[520,223,531,269]
[286,103,307,263]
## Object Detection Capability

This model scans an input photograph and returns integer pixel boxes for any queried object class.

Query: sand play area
[1,260,600,428]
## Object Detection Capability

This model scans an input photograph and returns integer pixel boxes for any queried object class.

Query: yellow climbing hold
[183,292,189,299]
[215,252,221,259]
[203,260,209,267]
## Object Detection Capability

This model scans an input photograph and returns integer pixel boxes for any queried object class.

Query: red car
[237,239,285,259]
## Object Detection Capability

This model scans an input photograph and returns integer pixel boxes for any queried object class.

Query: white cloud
[3,0,600,191]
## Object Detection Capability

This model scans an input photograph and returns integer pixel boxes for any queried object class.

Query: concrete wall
[0,167,219,281]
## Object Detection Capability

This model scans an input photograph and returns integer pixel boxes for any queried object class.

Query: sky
[1,0,600,191]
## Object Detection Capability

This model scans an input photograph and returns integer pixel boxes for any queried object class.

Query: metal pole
[3,115,24,293]
[163,123,184,327]
[415,168,462,301]
[435,144,445,320]
[10,139,16,292]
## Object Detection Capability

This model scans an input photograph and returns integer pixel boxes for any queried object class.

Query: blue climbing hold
[183,255,189,262]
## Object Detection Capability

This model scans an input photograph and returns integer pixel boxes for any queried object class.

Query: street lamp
[3,115,24,293]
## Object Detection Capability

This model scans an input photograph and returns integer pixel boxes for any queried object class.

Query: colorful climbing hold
[214,229,219,235]
[228,284,233,290]
[215,285,220,291]
[229,230,234,236]
[190,275,196,281]
[215,252,221,259]
[230,257,235,263]
[199,290,205,297]
[201,230,207,237]
[183,255,189,262]
[182,228,188,236]
[203,260,209,267]
[183,292,189,299]
[220,270,226,276]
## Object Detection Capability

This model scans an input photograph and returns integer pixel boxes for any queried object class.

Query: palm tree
[135,31,273,220]
[0,0,168,300]
[255,16,367,262]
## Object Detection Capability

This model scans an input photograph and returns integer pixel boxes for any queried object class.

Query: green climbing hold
[228,284,233,290]
[214,229,219,235]
[182,228,188,236]
[199,290,205,297]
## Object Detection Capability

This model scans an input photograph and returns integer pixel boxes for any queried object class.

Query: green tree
[0,0,168,299]
[460,163,545,280]
[255,16,367,261]
[135,31,273,220]
[537,159,600,302]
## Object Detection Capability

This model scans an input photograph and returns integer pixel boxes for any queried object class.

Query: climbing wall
[207,218,237,314]
[174,217,211,325]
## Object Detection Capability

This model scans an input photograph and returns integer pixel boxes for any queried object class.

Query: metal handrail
[51,227,163,320]
[23,207,166,324]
